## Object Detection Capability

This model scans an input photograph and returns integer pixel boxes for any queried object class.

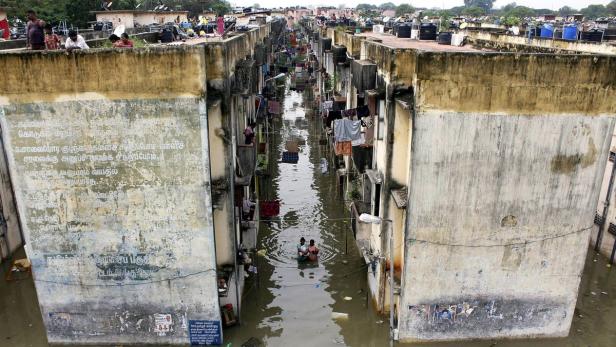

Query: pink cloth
[217,17,224,35]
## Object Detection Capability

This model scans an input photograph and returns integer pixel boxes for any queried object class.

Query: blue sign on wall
[189,320,222,346]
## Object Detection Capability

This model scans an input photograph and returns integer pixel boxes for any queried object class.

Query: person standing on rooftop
[26,10,45,50]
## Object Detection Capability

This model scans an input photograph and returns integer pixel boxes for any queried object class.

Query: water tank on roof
[562,25,578,40]
[438,32,452,45]
[580,29,603,42]
[397,24,411,38]
[540,24,553,39]
[419,23,437,40]
[332,45,347,64]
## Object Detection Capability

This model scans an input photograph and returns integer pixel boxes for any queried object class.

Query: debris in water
[591,291,597,296]
[331,312,349,320]
[257,249,267,256]
[601,291,608,295]
[343,296,352,301]
[342,260,348,264]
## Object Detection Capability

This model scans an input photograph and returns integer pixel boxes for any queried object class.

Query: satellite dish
[383,16,390,22]
[106,2,113,9]
[114,24,126,36]
[460,22,468,29]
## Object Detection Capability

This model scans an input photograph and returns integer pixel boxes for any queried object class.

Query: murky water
[0,84,614,347]
[224,84,616,347]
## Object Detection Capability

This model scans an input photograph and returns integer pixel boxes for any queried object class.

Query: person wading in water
[308,239,319,261]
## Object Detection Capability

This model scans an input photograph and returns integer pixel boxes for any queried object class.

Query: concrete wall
[95,12,135,29]
[0,47,222,345]
[591,129,616,259]
[135,12,188,26]
[399,52,616,342]
[465,31,616,55]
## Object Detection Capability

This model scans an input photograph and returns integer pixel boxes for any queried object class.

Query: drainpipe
[596,157,616,252]
[388,220,395,342]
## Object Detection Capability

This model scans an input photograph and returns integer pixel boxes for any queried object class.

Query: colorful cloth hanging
[334,141,352,156]
[282,151,299,163]
[260,201,280,217]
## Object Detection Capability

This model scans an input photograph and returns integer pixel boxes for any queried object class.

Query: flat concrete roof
[357,32,483,52]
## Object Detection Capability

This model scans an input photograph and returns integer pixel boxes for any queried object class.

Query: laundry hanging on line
[333,119,362,143]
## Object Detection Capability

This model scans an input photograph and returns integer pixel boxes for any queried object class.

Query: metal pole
[386,219,394,342]
[596,157,616,251]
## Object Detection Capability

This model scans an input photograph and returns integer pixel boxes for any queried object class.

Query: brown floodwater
[1,84,615,347]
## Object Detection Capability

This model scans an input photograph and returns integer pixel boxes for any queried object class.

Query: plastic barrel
[562,25,578,40]
[397,24,411,38]
[438,32,452,45]
[540,24,553,39]
[419,23,437,40]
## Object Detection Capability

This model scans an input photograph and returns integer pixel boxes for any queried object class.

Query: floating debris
[331,312,349,320]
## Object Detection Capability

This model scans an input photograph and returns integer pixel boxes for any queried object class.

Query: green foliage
[558,6,577,16]
[502,6,535,19]
[501,2,517,13]
[0,0,231,27]
[463,0,495,11]
[609,1,616,15]
[462,6,486,17]
[395,4,415,17]
[378,2,397,11]
[580,4,609,19]
[503,16,520,26]
[356,3,377,11]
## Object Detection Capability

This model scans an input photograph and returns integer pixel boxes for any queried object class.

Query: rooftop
[357,32,482,52]
[91,10,189,14]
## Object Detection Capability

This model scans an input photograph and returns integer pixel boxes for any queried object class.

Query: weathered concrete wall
[398,52,616,342]
[0,48,222,345]
[465,31,616,55]
[591,130,616,259]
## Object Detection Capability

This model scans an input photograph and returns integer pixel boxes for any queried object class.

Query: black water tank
[419,23,437,40]
[160,29,174,43]
[321,37,332,51]
[397,24,411,38]
[580,29,603,42]
[438,32,452,45]
[332,45,347,64]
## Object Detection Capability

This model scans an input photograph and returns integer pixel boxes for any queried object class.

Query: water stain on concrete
[551,137,597,174]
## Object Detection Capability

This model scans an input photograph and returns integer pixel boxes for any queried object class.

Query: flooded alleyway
[223,84,616,347]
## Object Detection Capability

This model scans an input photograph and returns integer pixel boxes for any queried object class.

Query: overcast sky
[229,0,612,11]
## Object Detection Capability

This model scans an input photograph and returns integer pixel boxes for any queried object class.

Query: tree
[503,6,535,19]
[210,0,231,16]
[378,2,396,11]
[463,0,495,11]
[501,2,516,11]
[395,4,414,17]
[580,4,608,19]
[356,3,377,11]
[607,1,616,16]
[462,6,486,17]
[558,6,576,16]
